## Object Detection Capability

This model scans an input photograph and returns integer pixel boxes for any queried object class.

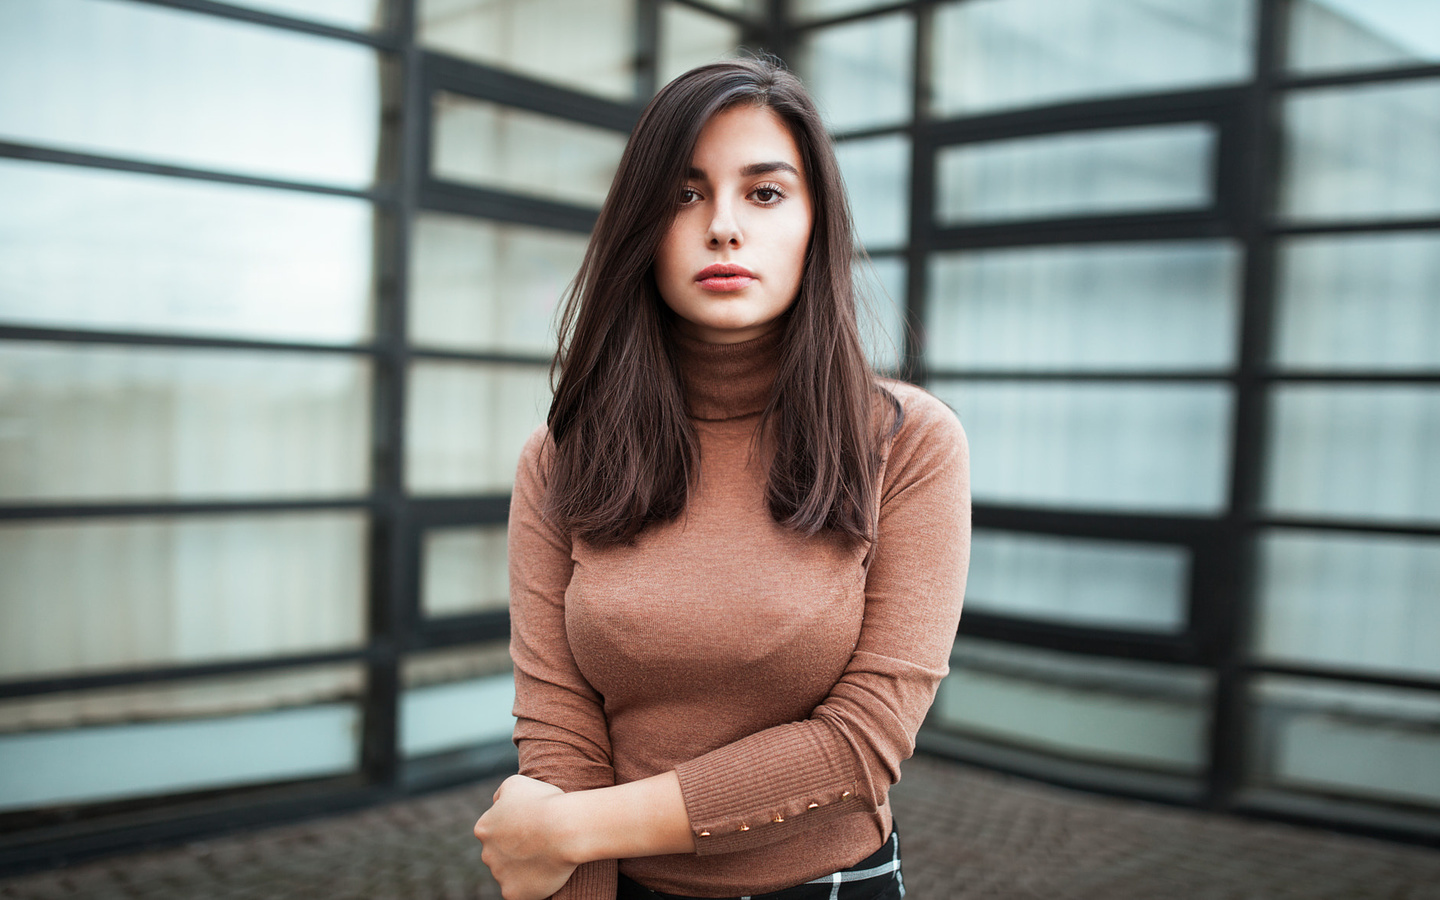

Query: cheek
[654,229,678,278]
[653,229,686,295]
[779,217,813,288]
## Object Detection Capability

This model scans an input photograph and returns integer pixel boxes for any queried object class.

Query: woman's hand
[474,774,578,900]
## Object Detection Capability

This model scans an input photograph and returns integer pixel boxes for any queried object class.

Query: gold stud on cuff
[772,814,785,823]
[841,791,852,798]
[738,823,750,832]
[699,831,710,837]
[807,802,819,809]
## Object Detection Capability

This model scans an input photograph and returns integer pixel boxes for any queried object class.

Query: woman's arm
[671,388,969,853]
[497,426,621,900]
[479,390,969,887]
[475,769,695,900]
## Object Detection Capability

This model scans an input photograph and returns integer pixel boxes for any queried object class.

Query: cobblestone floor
[3,754,1438,899]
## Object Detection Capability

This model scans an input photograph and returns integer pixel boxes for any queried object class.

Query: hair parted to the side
[545,56,899,547]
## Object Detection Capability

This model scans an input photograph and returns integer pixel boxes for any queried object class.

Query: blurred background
[1,0,1437,871]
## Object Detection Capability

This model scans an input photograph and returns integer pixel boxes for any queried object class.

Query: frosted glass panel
[793,0,896,19]
[0,699,361,811]
[1256,531,1440,678]
[1275,232,1440,371]
[934,640,1211,772]
[0,666,363,732]
[968,531,1189,632]
[223,0,383,31]
[1288,0,1440,74]
[931,380,1233,513]
[410,214,585,355]
[927,242,1241,372]
[1281,81,1440,222]
[419,0,637,100]
[432,94,627,207]
[836,135,910,250]
[0,514,366,679]
[931,0,1253,116]
[422,525,509,617]
[659,3,742,87]
[936,124,1216,223]
[1252,677,1440,808]
[0,160,373,343]
[1266,386,1440,523]
[406,362,550,494]
[401,675,515,757]
[855,256,906,373]
[0,343,371,503]
[798,13,913,132]
[0,0,381,187]
[401,645,515,756]
[700,0,763,11]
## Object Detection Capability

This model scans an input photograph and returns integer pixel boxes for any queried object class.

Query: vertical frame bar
[638,0,661,99]
[361,0,420,789]
[1206,0,1285,809]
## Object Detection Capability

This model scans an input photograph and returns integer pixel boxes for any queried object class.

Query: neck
[671,323,783,421]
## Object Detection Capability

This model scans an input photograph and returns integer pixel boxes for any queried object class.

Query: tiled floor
[2,754,1438,899]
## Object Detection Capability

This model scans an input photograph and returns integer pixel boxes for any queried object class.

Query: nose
[706,199,742,248]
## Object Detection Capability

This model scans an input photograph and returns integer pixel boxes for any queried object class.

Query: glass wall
[0,0,762,863]
[794,0,1440,836]
[1247,0,1440,823]
[0,0,390,827]
[2,0,1437,863]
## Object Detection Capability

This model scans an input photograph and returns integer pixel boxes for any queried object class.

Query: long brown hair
[546,57,897,546]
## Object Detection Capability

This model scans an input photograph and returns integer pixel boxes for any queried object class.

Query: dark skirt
[617,829,903,900]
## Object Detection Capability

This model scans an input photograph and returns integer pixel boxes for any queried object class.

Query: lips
[695,263,757,292]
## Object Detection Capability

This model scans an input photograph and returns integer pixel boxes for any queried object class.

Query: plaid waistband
[616,829,903,900]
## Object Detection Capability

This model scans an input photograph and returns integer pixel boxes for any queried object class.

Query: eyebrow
[687,161,801,180]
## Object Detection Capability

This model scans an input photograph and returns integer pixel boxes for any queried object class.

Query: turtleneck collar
[672,323,783,421]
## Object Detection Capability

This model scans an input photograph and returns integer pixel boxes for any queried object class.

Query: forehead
[690,105,804,173]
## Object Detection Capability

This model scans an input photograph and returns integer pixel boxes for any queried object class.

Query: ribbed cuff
[674,721,859,856]
[552,859,617,900]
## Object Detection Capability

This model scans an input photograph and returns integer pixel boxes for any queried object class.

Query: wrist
[549,790,596,866]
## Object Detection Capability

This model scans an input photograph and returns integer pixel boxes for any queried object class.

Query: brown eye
[679,187,700,204]
[751,183,786,205]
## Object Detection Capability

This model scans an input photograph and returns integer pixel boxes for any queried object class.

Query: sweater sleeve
[673,388,970,855]
[508,426,618,899]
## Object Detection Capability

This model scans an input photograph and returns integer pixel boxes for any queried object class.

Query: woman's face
[654,104,814,344]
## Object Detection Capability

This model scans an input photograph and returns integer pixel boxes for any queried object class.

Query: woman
[474,58,969,900]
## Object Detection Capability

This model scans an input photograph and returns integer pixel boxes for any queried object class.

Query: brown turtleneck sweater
[508,327,970,898]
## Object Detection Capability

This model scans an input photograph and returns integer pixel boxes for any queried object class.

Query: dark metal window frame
[0,0,663,871]
[795,0,1440,847]
[3,0,1438,873]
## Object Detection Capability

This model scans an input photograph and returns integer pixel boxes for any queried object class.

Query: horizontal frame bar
[132,0,401,49]
[418,182,600,234]
[0,649,371,701]
[958,612,1198,664]
[1247,662,1440,694]
[923,87,1247,147]
[1272,217,1440,236]
[0,141,395,206]
[1279,62,1440,91]
[668,0,765,28]
[424,52,642,133]
[973,506,1222,543]
[0,498,374,523]
[1256,516,1440,539]
[789,0,915,32]
[0,325,379,356]
[930,212,1234,251]
[929,369,1440,385]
